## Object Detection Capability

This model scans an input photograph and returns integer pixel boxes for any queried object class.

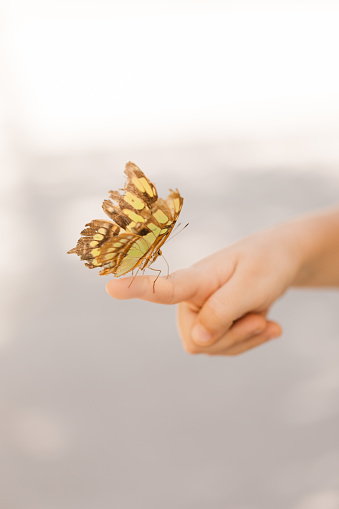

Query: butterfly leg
[128,266,142,288]
[147,267,162,293]
[161,253,170,279]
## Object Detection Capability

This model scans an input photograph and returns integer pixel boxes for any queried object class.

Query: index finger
[106,268,201,304]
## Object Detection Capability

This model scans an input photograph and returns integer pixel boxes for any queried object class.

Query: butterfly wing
[96,232,153,276]
[68,162,184,278]
[102,161,157,233]
[135,188,184,269]
[67,220,121,269]
[68,219,152,276]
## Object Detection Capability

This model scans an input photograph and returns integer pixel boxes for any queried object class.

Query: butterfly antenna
[166,223,189,244]
[172,221,182,234]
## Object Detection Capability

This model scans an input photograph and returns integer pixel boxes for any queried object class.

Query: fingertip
[248,315,269,335]
[191,323,213,345]
[106,277,136,299]
[266,321,283,339]
[106,274,178,303]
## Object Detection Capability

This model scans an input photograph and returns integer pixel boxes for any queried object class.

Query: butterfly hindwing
[95,232,148,276]
[67,220,121,269]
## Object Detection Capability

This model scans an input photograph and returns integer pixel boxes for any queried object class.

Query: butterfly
[68,162,184,289]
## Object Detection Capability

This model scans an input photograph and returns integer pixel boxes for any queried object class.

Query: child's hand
[106,207,339,355]
[105,226,301,355]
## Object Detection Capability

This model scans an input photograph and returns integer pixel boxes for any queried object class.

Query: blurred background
[1,1,339,508]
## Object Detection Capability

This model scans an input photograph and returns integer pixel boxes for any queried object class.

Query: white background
[1,0,339,155]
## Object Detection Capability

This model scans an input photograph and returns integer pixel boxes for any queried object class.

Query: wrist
[278,208,339,287]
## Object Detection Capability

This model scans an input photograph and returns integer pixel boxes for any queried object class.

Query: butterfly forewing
[102,161,157,233]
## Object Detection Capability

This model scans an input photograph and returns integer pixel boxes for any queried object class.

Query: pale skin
[106,207,339,356]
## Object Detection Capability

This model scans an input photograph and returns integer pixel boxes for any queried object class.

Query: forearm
[278,207,339,287]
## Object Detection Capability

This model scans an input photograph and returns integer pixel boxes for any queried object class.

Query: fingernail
[192,324,212,344]
[253,328,264,335]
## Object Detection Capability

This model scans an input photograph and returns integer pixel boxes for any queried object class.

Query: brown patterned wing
[132,188,184,270]
[68,218,146,276]
[94,232,148,276]
[67,220,121,269]
[164,188,184,222]
[102,161,158,233]
[100,189,184,277]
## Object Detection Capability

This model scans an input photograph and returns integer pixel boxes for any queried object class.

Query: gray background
[1,142,339,509]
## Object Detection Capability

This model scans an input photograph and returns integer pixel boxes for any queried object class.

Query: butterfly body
[68,162,183,279]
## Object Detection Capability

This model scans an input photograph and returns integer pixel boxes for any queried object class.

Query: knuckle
[206,294,228,321]
[161,277,176,305]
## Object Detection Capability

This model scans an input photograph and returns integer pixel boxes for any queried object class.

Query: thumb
[191,275,255,345]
